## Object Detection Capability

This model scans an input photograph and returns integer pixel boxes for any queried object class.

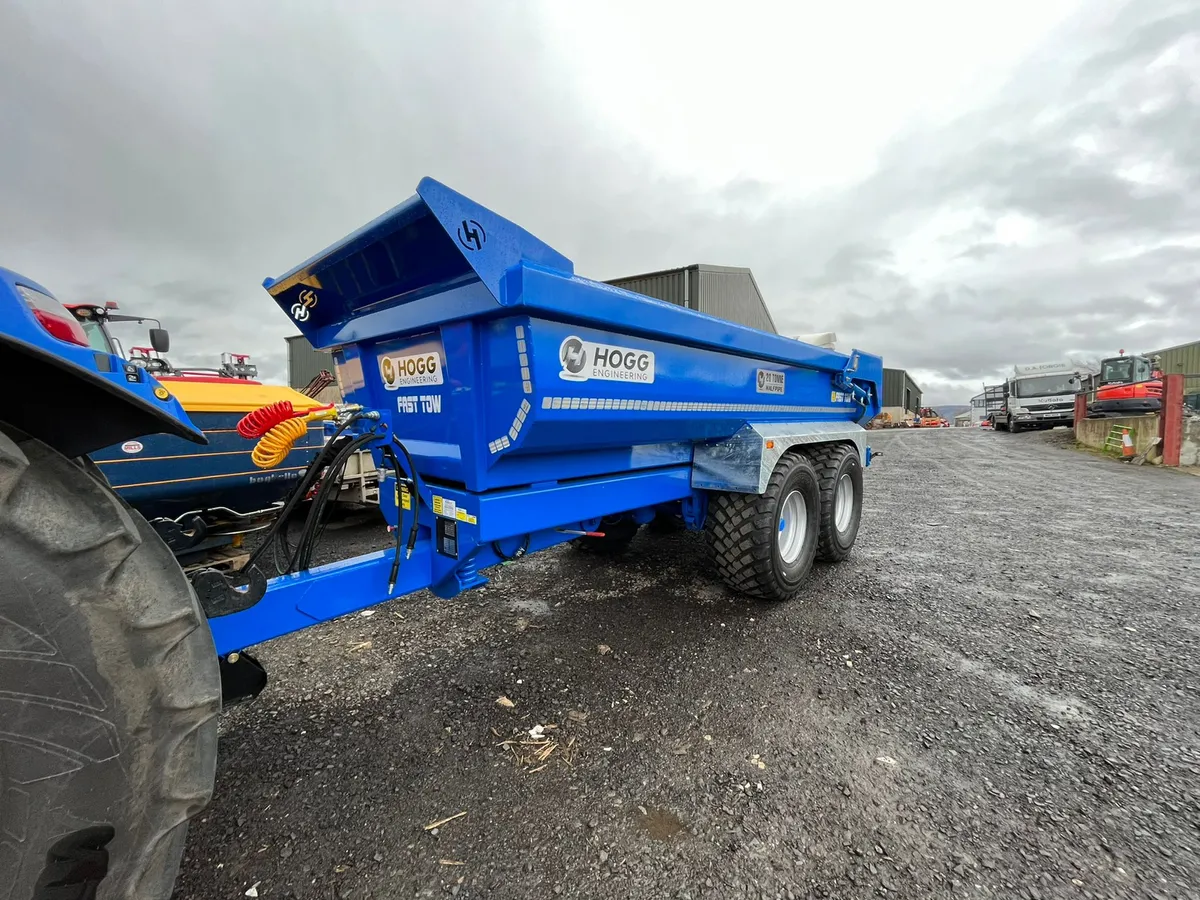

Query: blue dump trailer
[197,177,884,658]
[0,177,881,899]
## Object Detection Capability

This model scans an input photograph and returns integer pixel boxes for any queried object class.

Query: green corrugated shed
[882,367,922,412]
[1147,338,1200,398]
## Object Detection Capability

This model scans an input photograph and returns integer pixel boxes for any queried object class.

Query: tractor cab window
[1100,358,1133,385]
[80,319,113,354]
[1133,357,1153,382]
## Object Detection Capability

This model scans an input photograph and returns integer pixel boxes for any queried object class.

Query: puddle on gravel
[634,806,688,841]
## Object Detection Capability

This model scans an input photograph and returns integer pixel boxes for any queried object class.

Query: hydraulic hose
[240,414,368,576]
[391,436,421,559]
[291,430,381,572]
[379,443,408,593]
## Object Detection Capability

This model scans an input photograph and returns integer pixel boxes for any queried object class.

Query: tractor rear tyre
[808,443,864,562]
[705,450,820,601]
[0,428,221,900]
[575,515,641,555]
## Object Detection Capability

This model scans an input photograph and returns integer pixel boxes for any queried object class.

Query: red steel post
[1073,392,1087,428]
[1159,374,1183,467]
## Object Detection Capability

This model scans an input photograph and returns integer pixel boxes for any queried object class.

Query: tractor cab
[67,300,170,357]
[67,301,258,381]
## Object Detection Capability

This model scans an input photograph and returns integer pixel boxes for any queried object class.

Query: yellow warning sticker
[432,493,475,524]
[400,485,412,511]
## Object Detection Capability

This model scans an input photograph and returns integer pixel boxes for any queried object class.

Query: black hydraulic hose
[390,436,421,558]
[293,431,381,572]
[240,414,365,576]
[304,431,383,560]
[491,534,530,561]
[378,443,408,593]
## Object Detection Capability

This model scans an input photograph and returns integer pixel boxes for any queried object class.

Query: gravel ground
[174,429,1200,900]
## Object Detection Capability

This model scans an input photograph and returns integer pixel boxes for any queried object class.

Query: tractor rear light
[17,285,89,347]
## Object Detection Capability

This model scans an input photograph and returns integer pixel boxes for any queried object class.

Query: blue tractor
[0,178,882,899]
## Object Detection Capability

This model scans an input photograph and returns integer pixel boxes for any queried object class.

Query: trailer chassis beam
[204,464,697,656]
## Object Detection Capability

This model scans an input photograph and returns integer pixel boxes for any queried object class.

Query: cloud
[2,0,1198,405]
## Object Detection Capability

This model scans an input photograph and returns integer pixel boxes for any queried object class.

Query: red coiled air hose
[237,400,299,439]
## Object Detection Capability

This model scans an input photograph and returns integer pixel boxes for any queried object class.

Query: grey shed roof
[605,263,779,335]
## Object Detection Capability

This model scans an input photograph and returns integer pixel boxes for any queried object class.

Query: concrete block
[1074,414,1162,458]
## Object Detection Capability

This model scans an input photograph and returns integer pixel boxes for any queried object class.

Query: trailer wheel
[0,428,221,900]
[575,515,640,555]
[706,450,820,601]
[808,443,863,562]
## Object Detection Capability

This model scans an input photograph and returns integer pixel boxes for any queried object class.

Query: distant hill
[935,405,971,421]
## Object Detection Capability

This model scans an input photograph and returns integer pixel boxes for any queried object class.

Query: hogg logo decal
[290,289,318,322]
[558,336,655,384]
[457,219,486,251]
[379,351,444,390]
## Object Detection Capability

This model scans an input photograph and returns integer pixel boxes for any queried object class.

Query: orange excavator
[1087,350,1162,418]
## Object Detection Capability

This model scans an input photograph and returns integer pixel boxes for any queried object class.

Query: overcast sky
[3,0,1197,404]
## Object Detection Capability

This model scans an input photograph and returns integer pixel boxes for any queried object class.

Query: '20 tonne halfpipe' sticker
[558,336,655,384]
[756,369,785,394]
[380,351,444,390]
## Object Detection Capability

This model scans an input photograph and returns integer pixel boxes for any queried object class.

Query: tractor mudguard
[0,268,205,457]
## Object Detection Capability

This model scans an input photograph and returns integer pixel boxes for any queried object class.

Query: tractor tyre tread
[0,427,221,900]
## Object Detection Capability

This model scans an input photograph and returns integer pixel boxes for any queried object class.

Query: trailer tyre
[0,428,221,900]
[808,443,864,562]
[706,450,820,601]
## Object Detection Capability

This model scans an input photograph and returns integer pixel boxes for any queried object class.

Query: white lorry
[991,360,1097,433]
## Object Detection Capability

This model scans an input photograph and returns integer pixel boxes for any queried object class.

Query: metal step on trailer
[196,177,884,658]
